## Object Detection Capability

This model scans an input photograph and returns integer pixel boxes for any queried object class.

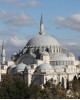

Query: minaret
[39,14,45,35]
[1,41,6,65]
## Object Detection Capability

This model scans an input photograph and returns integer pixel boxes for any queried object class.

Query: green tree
[0,75,29,99]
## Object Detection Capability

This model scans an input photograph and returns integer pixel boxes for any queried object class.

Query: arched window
[71,61,73,65]
[55,61,57,65]
[64,68,66,72]
[57,47,58,52]
[68,68,70,72]
[45,48,49,52]
[71,67,73,72]
[54,69,56,72]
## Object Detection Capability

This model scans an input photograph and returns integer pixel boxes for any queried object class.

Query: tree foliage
[0,75,29,99]
[0,75,80,99]
[71,76,80,98]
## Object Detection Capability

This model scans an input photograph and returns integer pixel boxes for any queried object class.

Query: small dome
[53,65,66,69]
[16,63,27,70]
[9,64,16,69]
[53,54,70,61]
[37,63,53,70]
[27,35,60,47]
[67,52,75,57]
[41,51,49,56]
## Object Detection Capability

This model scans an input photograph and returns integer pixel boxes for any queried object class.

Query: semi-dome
[41,51,49,56]
[7,64,16,74]
[53,54,71,61]
[67,52,75,57]
[37,63,53,70]
[27,35,60,47]
[9,64,16,69]
[16,63,27,70]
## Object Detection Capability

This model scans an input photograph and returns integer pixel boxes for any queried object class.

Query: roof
[9,64,16,69]
[37,63,53,70]
[27,35,60,47]
[67,52,75,57]
[53,53,71,61]
[52,65,66,69]
[16,63,27,70]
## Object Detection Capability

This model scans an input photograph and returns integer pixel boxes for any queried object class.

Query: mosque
[0,15,80,89]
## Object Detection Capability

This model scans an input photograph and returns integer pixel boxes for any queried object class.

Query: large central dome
[27,35,60,47]
[27,15,60,47]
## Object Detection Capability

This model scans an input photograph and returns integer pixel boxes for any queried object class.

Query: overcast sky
[0,0,80,60]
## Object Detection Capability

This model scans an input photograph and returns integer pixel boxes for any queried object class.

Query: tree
[0,74,80,99]
[66,79,69,90]
[0,75,29,99]
[71,75,80,98]
[72,76,78,92]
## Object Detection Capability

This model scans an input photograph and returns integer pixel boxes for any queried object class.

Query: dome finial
[39,14,45,35]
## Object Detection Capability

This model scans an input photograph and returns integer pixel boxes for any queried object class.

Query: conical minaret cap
[1,40,6,65]
[40,14,43,25]
[2,41,4,50]
[39,14,45,35]
[1,41,5,56]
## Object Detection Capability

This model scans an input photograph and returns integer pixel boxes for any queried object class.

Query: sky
[0,0,80,60]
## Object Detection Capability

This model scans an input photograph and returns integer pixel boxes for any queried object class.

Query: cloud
[16,0,41,8]
[66,42,77,46]
[0,10,15,19]
[0,11,35,38]
[0,36,27,47]
[0,10,35,26]
[0,0,41,8]
[2,36,27,60]
[54,13,80,31]
[60,40,78,46]
[10,36,27,47]
[6,13,35,26]
[60,39,80,59]
[0,27,14,37]
[0,0,18,3]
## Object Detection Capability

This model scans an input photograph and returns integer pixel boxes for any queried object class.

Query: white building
[0,15,80,88]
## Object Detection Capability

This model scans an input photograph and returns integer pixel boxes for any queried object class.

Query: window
[54,69,56,72]
[71,67,73,72]
[66,61,68,65]
[68,68,70,72]
[56,61,58,65]
[71,61,73,65]
[45,77,47,81]
[64,68,66,72]
[54,61,56,65]
[57,61,60,65]
[74,68,76,72]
